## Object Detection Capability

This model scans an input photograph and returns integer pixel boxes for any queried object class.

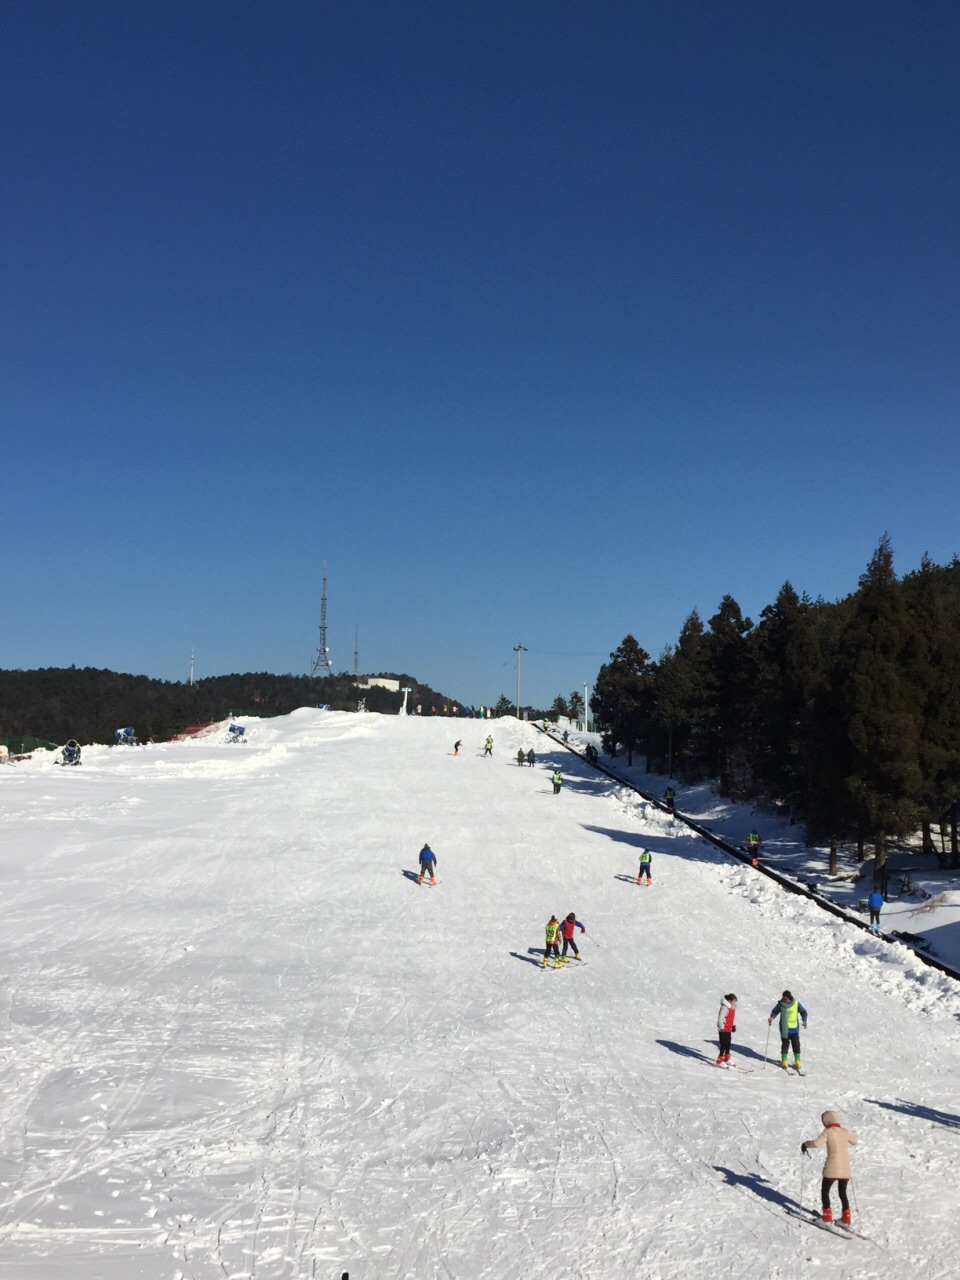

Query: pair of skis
[785,1206,870,1241]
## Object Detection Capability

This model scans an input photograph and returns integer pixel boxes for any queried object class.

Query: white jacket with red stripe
[717,998,736,1033]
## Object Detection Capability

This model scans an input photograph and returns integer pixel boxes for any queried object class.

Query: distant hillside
[0,667,465,746]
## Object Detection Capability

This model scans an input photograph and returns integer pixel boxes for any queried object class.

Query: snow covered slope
[1,711,959,1279]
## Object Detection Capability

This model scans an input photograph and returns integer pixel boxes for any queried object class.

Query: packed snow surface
[2,711,960,1279]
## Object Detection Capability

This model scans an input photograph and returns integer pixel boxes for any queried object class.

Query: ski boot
[779,1059,789,1070]
[821,1206,833,1224]
[841,1209,851,1226]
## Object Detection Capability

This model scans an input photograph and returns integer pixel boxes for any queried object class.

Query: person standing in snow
[551,769,562,794]
[526,749,535,767]
[418,843,437,885]
[543,915,561,968]
[664,786,676,813]
[747,829,762,865]
[716,993,737,1065]
[517,748,525,767]
[484,735,493,756]
[801,1109,858,1225]
[636,849,653,885]
[867,887,884,933]
[768,990,808,1071]
[559,912,585,961]
[454,739,462,756]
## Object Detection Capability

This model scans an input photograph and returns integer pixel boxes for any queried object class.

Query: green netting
[0,735,58,755]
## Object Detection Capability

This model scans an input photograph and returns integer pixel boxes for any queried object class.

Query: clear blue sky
[4,1,959,709]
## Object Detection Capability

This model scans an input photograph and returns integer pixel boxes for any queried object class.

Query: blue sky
[4,1,959,709]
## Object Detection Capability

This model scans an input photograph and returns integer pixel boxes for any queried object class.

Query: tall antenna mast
[311,561,334,678]
[189,648,195,687]
[354,625,359,679]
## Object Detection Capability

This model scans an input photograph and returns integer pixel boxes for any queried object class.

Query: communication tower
[311,562,334,678]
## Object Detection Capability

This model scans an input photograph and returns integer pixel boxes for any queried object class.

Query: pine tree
[704,596,754,797]
[902,556,960,865]
[654,612,711,778]
[592,636,655,766]
[750,583,823,820]
[831,537,924,876]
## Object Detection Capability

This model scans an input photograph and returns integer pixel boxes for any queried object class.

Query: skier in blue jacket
[768,990,808,1072]
[867,889,884,933]
[418,844,437,885]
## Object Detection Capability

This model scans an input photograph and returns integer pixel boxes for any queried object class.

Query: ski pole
[799,1150,806,1211]
[850,1175,859,1219]
[763,1022,771,1068]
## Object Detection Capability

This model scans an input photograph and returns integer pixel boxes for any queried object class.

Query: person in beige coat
[801,1109,858,1225]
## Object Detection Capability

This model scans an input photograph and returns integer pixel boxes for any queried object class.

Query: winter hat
[821,1110,839,1126]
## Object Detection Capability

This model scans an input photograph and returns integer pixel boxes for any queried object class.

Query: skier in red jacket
[559,913,585,961]
[716,993,737,1065]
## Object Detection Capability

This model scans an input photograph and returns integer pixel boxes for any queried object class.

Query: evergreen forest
[588,540,960,874]
[0,668,462,749]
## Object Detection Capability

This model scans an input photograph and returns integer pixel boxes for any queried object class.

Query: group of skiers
[715,989,807,1072]
[543,913,585,967]
[432,732,861,1230]
[715,990,858,1226]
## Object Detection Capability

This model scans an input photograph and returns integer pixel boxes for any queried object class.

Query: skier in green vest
[543,915,561,968]
[637,849,653,885]
[768,990,808,1072]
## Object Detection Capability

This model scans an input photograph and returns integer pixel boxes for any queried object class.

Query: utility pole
[513,644,527,718]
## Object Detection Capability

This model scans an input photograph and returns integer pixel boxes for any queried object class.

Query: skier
[517,749,525,767]
[526,749,536,767]
[768,990,808,1072]
[747,830,762,864]
[636,849,653,885]
[454,740,462,756]
[418,843,437,885]
[867,887,884,933]
[551,769,562,794]
[664,786,676,813]
[801,1110,858,1225]
[484,736,493,756]
[559,912,585,961]
[716,993,737,1065]
[543,915,561,968]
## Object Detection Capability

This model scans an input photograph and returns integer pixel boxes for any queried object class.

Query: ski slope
[1,710,959,1279]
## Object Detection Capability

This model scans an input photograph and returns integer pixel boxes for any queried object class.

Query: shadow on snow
[655,1039,716,1067]
[865,1098,960,1129]
[703,1039,769,1065]
[713,1166,802,1213]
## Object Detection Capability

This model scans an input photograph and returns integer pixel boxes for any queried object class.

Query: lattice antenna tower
[354,625,359,679]
[311,562,334,678]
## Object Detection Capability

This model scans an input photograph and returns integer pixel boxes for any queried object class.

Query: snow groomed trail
[1,710,959,1279]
